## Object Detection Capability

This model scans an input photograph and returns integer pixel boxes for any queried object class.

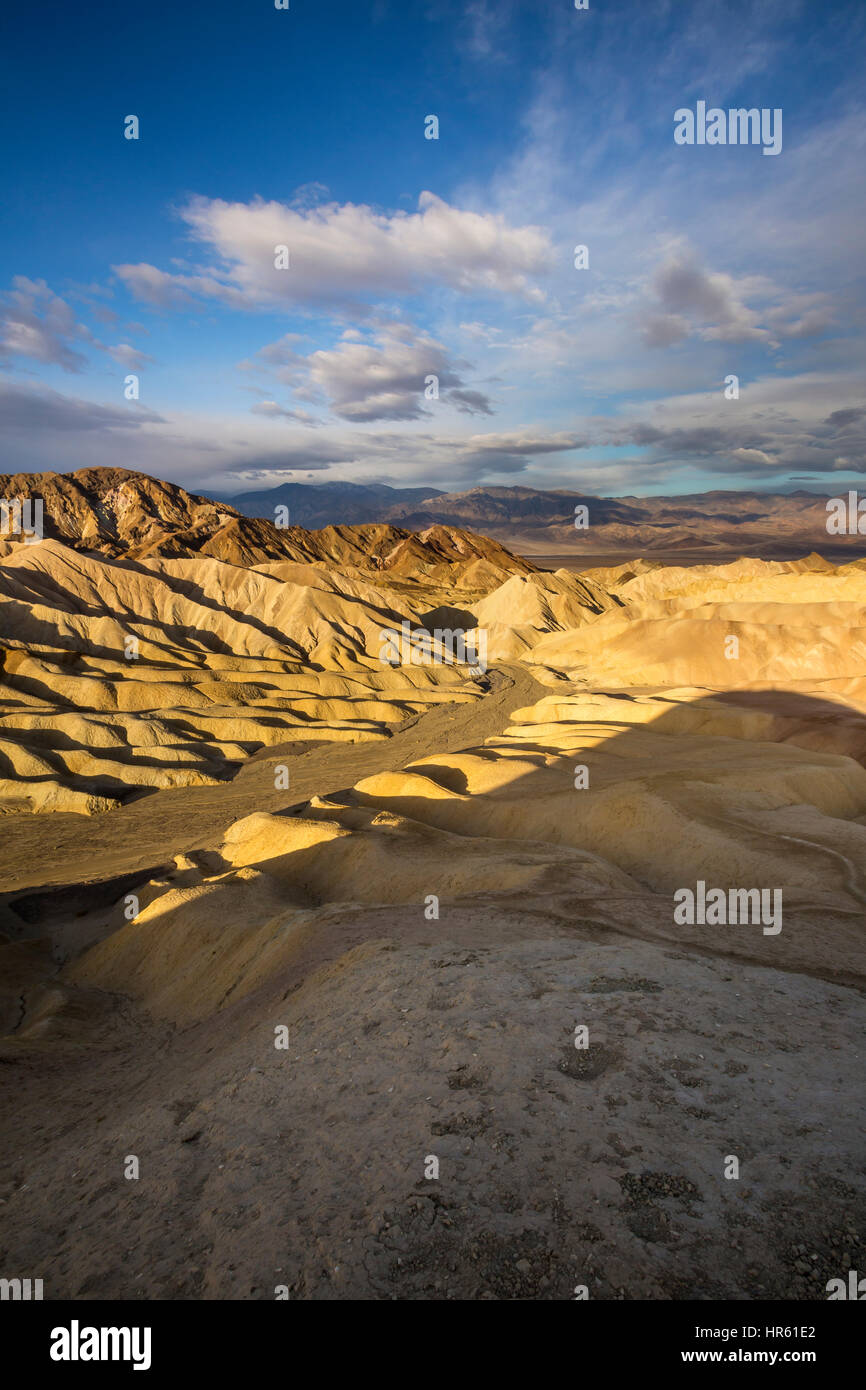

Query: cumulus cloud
[639,251,835,349]
[248,321,494,422]
[113,191,552,312]
[110,263,249,310]
[0,278,95,372]
[0,278,157,380]
[732,447,775,466]
[454,429,588,472]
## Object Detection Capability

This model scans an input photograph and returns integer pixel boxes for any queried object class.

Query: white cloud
[0,278,158,379]
[114,192,553,312]
[110,262,248,310]
[638,250,834,349]
[0,278,95,372]
[108,343,156,371]
[248,321,494,422]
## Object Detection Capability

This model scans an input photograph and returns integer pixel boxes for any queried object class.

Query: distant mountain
[225,482,859,562]
[383,486,851,557]
[228,481,444,529]
[0,468,532,587]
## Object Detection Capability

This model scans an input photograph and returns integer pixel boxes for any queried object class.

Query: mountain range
[227,482,864,563]
[0,468,532,587]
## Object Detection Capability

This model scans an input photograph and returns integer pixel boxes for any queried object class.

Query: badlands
[0,468,864,1300]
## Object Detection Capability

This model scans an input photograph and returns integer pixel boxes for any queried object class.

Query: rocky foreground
[0,471,864,1299]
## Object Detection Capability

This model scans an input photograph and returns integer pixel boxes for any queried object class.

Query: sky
[1,0,864,498]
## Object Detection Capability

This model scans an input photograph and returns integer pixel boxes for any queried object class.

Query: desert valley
[0,467,863,1301]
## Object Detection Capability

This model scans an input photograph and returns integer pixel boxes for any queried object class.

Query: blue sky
[1,0,864,496]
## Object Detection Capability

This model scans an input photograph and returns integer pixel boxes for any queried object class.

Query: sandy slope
[0,541,864,1300]
[0,540,505,814]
